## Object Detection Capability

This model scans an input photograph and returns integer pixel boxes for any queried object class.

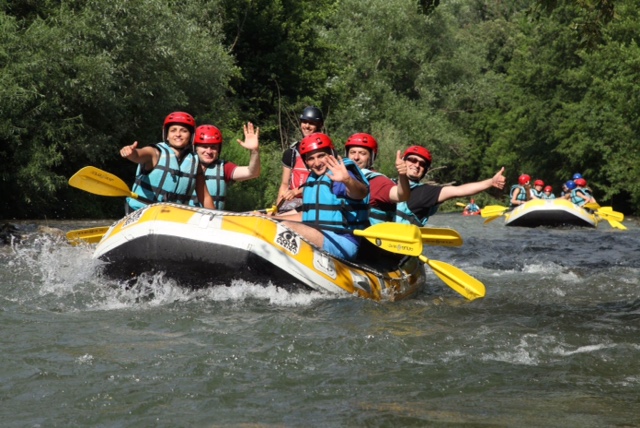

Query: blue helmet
[572,173,583,180]
[565,180,577,190]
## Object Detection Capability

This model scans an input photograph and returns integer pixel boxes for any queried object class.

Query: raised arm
[326,155,368,200]
[231,122,261,181]
[388,150,410,203]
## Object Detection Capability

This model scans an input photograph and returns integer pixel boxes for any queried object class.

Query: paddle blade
[481,205,509,218]
[455,202,467,207]
[419,255,486,301]
[69,166,137,198]
[354,223,422,256]
[66,226,110,245]
[483,215,504,225]
[596,207,624,222]
[419,227,463,247]
[607,220,627,230]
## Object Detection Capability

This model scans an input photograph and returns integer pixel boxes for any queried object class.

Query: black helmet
[299,106,324,123]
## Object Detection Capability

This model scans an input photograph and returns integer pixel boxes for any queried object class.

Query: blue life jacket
[301,159,370,232]
[531,189,544,198]
[542,193,556,200]
[570,188,592,206]
[127,142,199,211]
[395,181,437,226]
[509,184,527,207]
[361,169,394,225]
[202,160,228,210]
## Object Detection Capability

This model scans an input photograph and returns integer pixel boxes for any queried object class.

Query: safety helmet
[402,146,432,165]
[518,174,531,186]
[543,185,553,193]
[299,133,334,157]
[572,173,583,180]
[574,178,587,187]
[163,111,196,142]
[534,179,544,187]
[299,106,324,124]
[565,180,577,190]
[194,125,223,147]
[345,133,378,162]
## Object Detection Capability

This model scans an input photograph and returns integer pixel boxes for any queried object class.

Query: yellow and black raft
[68,166,485,302]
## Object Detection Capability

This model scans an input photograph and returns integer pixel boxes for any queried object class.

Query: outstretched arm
[439,167,506,203]
[119,141,159,172]
[231,122,261,181]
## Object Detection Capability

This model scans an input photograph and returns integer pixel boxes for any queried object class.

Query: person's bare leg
[281,221,325,247]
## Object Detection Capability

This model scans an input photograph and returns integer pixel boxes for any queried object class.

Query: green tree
[0,0,238,218]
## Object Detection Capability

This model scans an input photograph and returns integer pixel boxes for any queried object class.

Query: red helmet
[534,179,544,187]
[402,146,432,165]
[518,174,531,185]
[574,178,587,187]
[299,133,334,157]
[194,125,223,147]
[345,133,378,161]
[163,111,196,142]
[543,185,553,192]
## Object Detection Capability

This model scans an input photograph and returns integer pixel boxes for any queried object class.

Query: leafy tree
[0,0,237,219]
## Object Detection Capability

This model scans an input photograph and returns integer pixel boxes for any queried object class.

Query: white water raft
[92,203,428,301]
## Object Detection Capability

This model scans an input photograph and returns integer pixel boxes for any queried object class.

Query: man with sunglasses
[396,146,506,225]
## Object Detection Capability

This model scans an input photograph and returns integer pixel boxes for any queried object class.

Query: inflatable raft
[504,198,597,228]
[92,203,428,301]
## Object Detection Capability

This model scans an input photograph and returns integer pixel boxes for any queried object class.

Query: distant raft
[504,198,597,228]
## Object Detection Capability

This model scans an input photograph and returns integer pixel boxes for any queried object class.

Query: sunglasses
[406,156,427,168]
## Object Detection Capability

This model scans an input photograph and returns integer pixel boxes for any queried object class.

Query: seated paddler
[270,133,370,261]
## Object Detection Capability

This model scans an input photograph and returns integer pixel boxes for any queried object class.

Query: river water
[1,214,639,427]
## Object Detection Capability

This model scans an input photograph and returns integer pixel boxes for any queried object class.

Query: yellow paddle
[354,223,486,301]
[583,203,626,229]
[585,205,624,222]
[481,205,509,224]
[455,202,467,208]
[69,166,139,199]
[265,198,287,216]
[419,227,463,247]
[66,226,111,245]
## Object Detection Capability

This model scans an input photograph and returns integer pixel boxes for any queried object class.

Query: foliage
[0,0,237,218]
[1,0,639,220]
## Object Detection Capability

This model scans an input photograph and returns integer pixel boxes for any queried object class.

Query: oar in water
[481,205,510,224]
[583,203,625,222]
[66,226,111,245]
[69,166,139,199]
[354,223,485,301]
[583,203,626,230]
